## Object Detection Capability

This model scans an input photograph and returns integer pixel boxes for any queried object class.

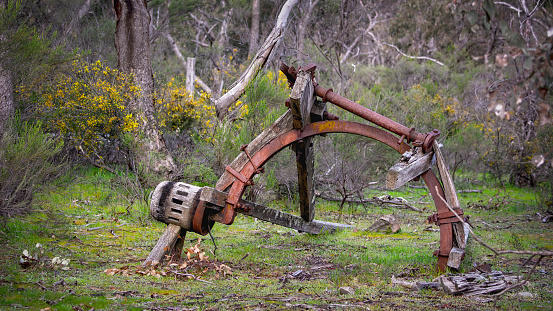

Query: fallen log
[439,270,521,296]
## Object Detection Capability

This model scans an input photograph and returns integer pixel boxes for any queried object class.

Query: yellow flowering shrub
[155,76,217,140]
[35,60,139,157]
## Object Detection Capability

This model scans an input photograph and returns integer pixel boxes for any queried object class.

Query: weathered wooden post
[290,69,316,221]
[186,57,195,98]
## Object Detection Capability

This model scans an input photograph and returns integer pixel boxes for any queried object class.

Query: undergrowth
[0,166,551,310]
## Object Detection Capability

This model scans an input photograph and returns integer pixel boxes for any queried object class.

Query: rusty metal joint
[397,134,406,145]
[323,111,339,121]
[225,166,253,185]
[322,88,333,103]
[422,129,441,153]
[242,145,264,175]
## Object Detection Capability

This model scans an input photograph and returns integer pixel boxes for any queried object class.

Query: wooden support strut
[290,69,316,222]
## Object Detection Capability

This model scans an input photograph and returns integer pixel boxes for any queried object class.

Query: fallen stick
[316,193,421,212]
[169,270,214,285]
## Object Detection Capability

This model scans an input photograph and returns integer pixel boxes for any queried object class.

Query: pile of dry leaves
[104,238,231,282]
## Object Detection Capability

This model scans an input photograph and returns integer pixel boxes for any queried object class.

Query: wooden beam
[433,141,467,259]
[200,187,352,234]
[386,148,434,190]
[294,138,315,221]
[289,70,314,130]
[215,110,293,191]
[447,247,464,270]
[310,100,326,122]
[290,70,316,221]
[433,141,459,208]
[142,224,183,267]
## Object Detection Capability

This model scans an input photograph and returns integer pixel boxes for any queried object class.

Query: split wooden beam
[215,110,293,191]
[433,141,467,270]
[290,70,316,222]
[142,224,186,267]
[200,186,352,234]
[386,148,434,190]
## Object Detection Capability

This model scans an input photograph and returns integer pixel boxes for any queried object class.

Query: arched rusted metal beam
[194,119,453,271]
[206,120,412,225]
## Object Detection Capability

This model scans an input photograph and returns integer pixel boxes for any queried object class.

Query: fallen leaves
[104,238,232,281]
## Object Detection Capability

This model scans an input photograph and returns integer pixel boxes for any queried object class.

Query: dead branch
[457,189,483,193]
[480,221,513,230]
[316,192,421,212]
[169,270,214,285]
[383,43,445,67]
[215,0,299,118]
[163,32,213,95]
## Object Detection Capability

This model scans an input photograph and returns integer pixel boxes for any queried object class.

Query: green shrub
[0,120,65,222]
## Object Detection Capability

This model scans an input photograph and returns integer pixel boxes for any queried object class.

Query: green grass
[0,166,552,310]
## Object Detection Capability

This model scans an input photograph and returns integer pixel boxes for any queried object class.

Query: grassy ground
[0,167,552,310]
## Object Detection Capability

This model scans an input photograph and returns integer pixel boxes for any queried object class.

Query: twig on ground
[457,189,483,193]
[317,193,421,212]
[481,221,513,230]
[169,270,214,285]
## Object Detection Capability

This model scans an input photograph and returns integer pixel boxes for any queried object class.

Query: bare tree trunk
[215,0,299,119]
[163,32,212,94]
[0,62,13,133]
[64,0,96,37]
[186,57,195,97]
[296,0,319,63]
[248,0,260,57]
[114,0,175,175]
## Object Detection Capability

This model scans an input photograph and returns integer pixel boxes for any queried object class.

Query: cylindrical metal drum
[149,181,202,231]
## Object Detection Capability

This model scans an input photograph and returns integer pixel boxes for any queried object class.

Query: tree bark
[215,0,299,119]
[0,62,14,134]
[248,0,260,58]
[114,0,175,175]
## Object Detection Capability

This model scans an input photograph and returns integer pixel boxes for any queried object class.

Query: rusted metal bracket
[428,209,465,226]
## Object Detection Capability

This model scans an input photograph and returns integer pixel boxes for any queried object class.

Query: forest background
[2,0,553,213]
[0,0,552,309]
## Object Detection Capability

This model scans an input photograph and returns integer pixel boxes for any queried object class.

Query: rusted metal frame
[420,169,453,271]
[313,84,440,153]
[280,63,439,153]
[427,209,465,226]
[209,120,412,225]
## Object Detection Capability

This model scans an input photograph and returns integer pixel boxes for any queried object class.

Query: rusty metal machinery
[144,63,468,272]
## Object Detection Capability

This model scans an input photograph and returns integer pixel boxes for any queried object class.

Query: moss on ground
[0,167,551,310]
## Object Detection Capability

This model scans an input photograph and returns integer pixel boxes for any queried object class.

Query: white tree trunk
[163,32,212,94]
[215,0,299,119]
[186,57,195,97]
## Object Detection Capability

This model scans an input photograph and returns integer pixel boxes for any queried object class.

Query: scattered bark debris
[438,270,521,296]
[537,211,553,223]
